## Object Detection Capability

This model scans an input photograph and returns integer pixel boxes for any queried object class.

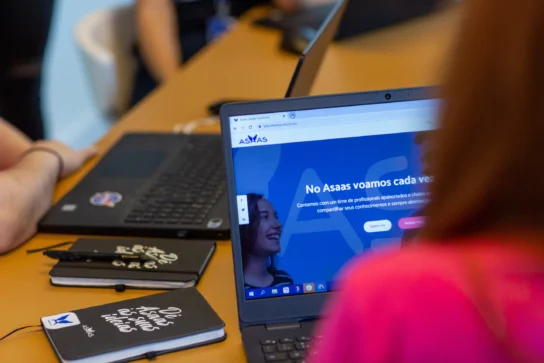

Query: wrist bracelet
[20,147,64,180]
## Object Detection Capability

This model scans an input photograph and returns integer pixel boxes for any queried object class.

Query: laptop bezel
[220,86,439,327]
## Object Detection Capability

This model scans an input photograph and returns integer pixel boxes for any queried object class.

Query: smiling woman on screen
[241,193,294,288]
[309,0,544,362]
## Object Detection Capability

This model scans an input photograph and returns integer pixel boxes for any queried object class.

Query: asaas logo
[239,134,268,145]
[52,315,73,325]
[42,312,81,330]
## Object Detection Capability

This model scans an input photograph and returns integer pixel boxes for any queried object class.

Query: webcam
[385,93,392,100]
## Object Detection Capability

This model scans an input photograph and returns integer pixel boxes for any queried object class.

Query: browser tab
[230,99,438,148]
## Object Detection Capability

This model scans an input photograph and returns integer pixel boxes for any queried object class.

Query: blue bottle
[207,0,235,42]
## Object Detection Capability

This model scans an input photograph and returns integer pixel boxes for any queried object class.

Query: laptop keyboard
[261,335,319,362]
[124,138,226,226]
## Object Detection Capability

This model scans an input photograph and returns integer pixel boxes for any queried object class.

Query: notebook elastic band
[145,351,158,360]
[114,284,127,293]
[0,325,42,342]
[26,241,73,254]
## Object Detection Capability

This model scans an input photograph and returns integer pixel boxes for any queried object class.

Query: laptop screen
[228,99,438,300]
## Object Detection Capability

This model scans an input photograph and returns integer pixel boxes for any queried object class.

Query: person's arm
[272,0,302,13]
[135,0,181,83]
[0,141,96,254]
[309,255,402,363]
[308,277,365,363]
[0,118,32,170]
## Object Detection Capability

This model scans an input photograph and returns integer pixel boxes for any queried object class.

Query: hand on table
[32,141,98,178]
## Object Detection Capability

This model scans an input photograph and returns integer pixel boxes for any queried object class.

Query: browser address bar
[259,108,435,130]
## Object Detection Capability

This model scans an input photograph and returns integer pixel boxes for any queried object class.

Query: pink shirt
[310,240,544,363]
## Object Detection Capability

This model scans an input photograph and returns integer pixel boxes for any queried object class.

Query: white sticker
[42,312,81,330]
[207,218,223,228]
[61,204,77,212]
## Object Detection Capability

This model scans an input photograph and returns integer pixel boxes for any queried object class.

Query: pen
[43,250,153,263]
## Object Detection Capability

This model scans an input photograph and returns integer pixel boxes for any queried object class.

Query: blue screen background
[233,131,428,286]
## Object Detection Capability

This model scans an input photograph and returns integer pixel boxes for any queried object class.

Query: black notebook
[49,238,215,290]
[41,288,226,363]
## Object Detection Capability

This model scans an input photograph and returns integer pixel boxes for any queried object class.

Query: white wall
[43,0,132,148]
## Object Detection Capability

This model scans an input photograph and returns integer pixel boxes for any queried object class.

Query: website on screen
[229,100,438,300]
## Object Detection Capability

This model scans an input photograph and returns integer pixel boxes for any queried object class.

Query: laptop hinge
[265,322,301,331]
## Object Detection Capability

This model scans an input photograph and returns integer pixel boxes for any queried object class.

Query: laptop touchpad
[94,150,167,178]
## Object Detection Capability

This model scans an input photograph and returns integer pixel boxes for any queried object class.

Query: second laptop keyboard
[124,138,226,225]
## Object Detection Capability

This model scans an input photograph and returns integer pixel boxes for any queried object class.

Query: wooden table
[0,6,459,362]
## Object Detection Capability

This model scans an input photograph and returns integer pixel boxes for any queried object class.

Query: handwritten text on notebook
[113,244,179,269]
[101,306,183,333]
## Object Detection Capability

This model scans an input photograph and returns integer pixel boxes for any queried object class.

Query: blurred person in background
[0,118,96,254]
[310,0,544,362]
[131,0,302,106]
[0,0,56,140]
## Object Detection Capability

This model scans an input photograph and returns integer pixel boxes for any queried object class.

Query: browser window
[228,99,438,300]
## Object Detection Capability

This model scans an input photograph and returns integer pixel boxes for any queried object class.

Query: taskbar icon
[303,283,315,294]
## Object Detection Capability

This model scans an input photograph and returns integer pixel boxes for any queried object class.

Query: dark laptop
[220,87,439,362]
[254,0,440,41]
[37,0,347,241]
[284,0,347,98]
[208,0,348,115]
